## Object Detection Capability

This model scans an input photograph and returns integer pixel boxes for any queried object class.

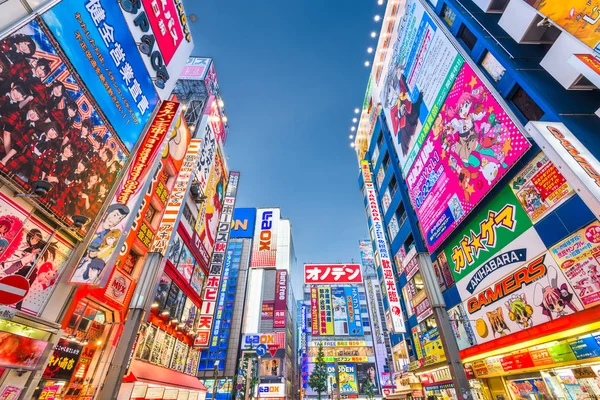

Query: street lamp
[212,360,220,400]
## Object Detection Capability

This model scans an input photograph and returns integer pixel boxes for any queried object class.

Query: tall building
[303,262,386,400]
[354,1,600,400]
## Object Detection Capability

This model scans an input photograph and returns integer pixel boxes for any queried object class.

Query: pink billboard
[405,63,530,252]
[141,0,184,64]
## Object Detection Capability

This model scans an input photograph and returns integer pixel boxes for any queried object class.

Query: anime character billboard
[405,63,530,252]
[0,19,127,230]
[0,189,73,316]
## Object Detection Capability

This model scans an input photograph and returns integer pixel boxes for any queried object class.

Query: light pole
[213,360,220,400]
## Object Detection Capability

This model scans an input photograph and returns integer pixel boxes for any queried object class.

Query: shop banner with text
[274,270,288,328]
[304,264,363,284]
[345,286,364,336]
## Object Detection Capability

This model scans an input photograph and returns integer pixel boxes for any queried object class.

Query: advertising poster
[181,297,198,331]
[381,0,464,175]
[507,378,553,400]
[318,286,334,335]
[250,208,280,268]
[338,363,358,394]
[262,301,274,320]
[274,270,288,328]
[42,0,159,148]
[304,264,363,284]
[406,62,530,252]
[311,286,319,336]
[196,115,217,195]
[230,208,257,239]
[260,359,281,377]
[357,363,380,395]
[332,287,349,336]
[0,19,127,226]
[180,57,212,80]
[0,331,48,370]
[194,145,227,266]
[0,190,74,316]
[0,386,21,400]
[170,340,188,373]
[42,339,83,380]
[359,240,376,277]
[70,101,179,287]
[525,0,600,55]
[176,245,194,283]
[550,222,600,308]
[388,215,400,242]
[190,262,205,296]
[448,304,478,350]
[510,152,574,223]
[345,287,364,336]
[421,327,446,366]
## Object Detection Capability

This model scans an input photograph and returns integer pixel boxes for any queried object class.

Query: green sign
[548,343,577,364]
[443,186,532,283]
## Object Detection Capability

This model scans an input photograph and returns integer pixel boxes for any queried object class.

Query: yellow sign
[323,356,369,363]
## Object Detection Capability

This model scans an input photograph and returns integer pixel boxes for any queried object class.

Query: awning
[123,360,207,391]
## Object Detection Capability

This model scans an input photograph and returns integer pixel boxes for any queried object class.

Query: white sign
[526,122,600,221]
[258,384,285,398]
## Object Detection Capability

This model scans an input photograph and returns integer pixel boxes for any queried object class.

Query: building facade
[355,1,600,400]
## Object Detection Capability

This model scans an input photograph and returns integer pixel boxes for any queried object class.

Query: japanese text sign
[304,264,363,284]
[311,286,319,336]
[42,339,83,381]
[274,270,288,328]
[43,0,159,149]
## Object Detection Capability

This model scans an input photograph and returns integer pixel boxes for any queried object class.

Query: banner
[345,287,364,336]
[361,160,406,333]
[0,19,128,226]
[241,332,285,350]
[338,363,358,394]
[357,363,380,395]
[262,301,274,320]
[318,286,334,335]
[274,270,288,328]
[69,101,179,287]
[406,62,530,252]
[42,339,83,381]
[510,152,574,224]
[359,240,376,277]
[550,222,600,309]
[304,264,363,284]
[332,287,349,336]
[311,286,319,336]
[180,57,212,80]
[42,0,159,148]
[195,171,239,347]
[524,0,600,56]
[209,248,233,349]
[250,208,280,268]
[230,208,257,239]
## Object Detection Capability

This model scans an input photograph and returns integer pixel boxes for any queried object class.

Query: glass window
[511,86,545,121]
[441,4,456,27]
[480,51,506,82]
[389,176,398,197]
[459,24,477,51]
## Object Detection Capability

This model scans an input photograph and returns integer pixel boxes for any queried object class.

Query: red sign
[0,275,29,305]
[303,264,363,284]
[141,0,184,64]
[268,344,279,357]
[262,301,274,320]
[0,331,47,370]
[530,348,554,367]
[274,270,288,328]
[103,269,133,306]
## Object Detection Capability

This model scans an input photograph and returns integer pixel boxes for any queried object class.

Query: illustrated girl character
[520,187,543,214]
[486,307,510,337]
[95,229,120,261]
[200,179,224,249]
[14,243,56,310]
[587,264,600,291]
[71,257,105,284]
[0,219,12,254]
[505,294,534,329]
[534,266,579,321]
[1,228,44,276]
[446,87,507,169]
[449,155,479,202]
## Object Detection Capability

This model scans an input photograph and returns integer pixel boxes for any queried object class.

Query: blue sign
[256,344,267,357]
[230,208,257,238]
[42,0,159,150]
[209,250,232,350]
[569,336,600,360]
[345,287,364,336]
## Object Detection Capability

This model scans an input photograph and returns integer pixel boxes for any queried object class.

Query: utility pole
[417,253,473,400]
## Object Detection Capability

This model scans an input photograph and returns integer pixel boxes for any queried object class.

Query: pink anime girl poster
[405,63,530,251]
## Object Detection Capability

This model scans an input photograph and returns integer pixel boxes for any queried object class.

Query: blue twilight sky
[185,0,382,296]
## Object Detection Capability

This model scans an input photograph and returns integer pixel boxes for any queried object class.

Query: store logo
[259,386,280,393]
[259,211,274,250]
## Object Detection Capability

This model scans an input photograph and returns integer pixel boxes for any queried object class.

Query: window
[459,24,477,51]
[377,132,384,148]
[480,51,506,82]
[405,233,414,250]
[183,203,197,228]
[441,4,456,27]
[383,152,390,171]
[145,204,157,224]
[396,203,406,226]
[511,86,545,121]
[389,175,398,197]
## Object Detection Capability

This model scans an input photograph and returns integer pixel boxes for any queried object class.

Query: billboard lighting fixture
[367,47,373,53]
[378,0,384,5]
[370,31,377,38]
[354,108,360,114]
[374,15,381,21]
[365,61,371,67]
[14,179,53,198]
[218,99,224,108]
[353,118,358,123]
[222,116,228,123]
[161,311,170,316]
[349,135,354,139]
[151,302,159,308]
[351,126,356,132]
[351,143,356,148]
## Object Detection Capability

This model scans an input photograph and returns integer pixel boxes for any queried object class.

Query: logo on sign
[259,386,280,393]
[110,276,127,299]
[259,211,273,250]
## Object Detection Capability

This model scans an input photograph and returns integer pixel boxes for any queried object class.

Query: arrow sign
[268,344,279,357]
[256,344,267,357]
[0,275,29,305]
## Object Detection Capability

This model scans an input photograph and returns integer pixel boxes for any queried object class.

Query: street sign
[256,344,267,357]
[268,344,278,357]
[0,275,29,305]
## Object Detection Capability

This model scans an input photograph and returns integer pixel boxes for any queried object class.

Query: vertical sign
[361,160,406,333]
[69,101,180,287]
[332,286,349,336]
[318,287,334,335]
[274,270,288,328]
[311,286,319,336]
[209,248,233,348]
[301,303,308,389]
[150,139,202,255]
[195,171,240,347]
[345,287,364,336]
[250,208,280,268]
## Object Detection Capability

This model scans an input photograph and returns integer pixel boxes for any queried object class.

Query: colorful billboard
[0,189,74,316]
[318,286,334,335]
[0,331,48,370]
[195,172,239,347]
[345,287,364,336]
[332,287,349,336]
[274,270,288,328]
[359,240,376,277]
[361,160,406,333]
[406,63,530,251]
[304,264,363,284]
[550,222,600,309]
[448,304,478,350]
[262,301,274,320]
[230,208,257,239]
[510,152,574,224]
[338,363,358,394]
[42,1,159,149]
[69,101,179,287]
[241,332,286,350]
[196,114,217,194]
[311,286,319,336]
[357,363,380,395]
[381,0,464,175]
[179,57,212,80]
[119,0,194,98]
[42,339,83,381]
[525,0,600,54]
[194,144,227,267]
[250,208,280,268]
[0,18,127,227]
